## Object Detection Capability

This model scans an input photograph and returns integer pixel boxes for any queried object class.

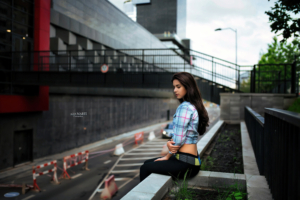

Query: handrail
[265,108,300,128]
[245,106,264,126]
[0,48,241,90]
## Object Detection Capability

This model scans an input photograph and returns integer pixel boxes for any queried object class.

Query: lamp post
[215,27,239,89]
[215,28,237,66]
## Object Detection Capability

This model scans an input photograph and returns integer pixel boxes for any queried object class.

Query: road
[0,106,220,200]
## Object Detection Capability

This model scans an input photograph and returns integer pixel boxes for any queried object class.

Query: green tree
[240,78,251,93]
[266,0,300,43]
[256,37,300,92]
[259,37,300,64]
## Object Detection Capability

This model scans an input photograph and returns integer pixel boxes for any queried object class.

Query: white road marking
[126,152,160,155]
[141,145,164,147]
[120,157,154,160]
[118,173,140,190]
[116,163,143,167]
[96,188,103,193]
[114,177,131,181]
[104,160,111,164]
[131,149,162,151]
[71,173,82,179]
[111,170,138,173]
[22,195,35,200]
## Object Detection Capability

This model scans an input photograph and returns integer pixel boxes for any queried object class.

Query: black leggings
[139,152,200,182]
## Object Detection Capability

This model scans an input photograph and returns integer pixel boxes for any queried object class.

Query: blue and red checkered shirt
[170,101,199,153]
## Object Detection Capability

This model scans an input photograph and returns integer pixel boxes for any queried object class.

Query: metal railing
[0,48,241,89]
[245,106,300,200]
[250,63,299,94]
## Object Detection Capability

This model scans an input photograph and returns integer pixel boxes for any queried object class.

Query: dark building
[0,0,178,171]
[136,0,187,39]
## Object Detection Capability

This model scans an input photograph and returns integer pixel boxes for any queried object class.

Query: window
[0,3,12,18]
[13,9,33,26]
[0,29,12,44]
[13,22,33,37]
[13,0,33,14]
[0,16,12,29]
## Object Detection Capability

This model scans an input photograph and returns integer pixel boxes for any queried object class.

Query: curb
[240,122,273,200]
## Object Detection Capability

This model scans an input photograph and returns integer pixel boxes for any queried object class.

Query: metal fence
[0,48,241,90]
[250,63,299,94]
[245,106,300,200]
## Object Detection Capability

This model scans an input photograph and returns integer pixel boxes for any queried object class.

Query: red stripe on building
[0,0,50,114]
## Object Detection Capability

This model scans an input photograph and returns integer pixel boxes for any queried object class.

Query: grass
[287,98,300,113]
[168,171,248,200]
[200,156,214,171]
[169,170,196,200]
[213,182,247,200]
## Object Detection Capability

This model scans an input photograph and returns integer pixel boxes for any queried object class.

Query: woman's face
[173,79,187,100]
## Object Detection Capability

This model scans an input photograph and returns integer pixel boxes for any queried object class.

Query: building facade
[136,0,187,39]
[0,0,179,171]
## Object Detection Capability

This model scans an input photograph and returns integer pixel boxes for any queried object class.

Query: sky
[108,0,288,66]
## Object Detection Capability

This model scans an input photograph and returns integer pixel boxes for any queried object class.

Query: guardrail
[0,48,241,92]
[245,106,300,200]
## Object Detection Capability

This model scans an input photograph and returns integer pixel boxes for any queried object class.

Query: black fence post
[291,61,296,94]
[237,66,240,91]
[250,65,256,92]
[142,49,144,73]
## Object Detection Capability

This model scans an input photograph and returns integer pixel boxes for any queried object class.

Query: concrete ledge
[121,174,172,200]
[240,122,260,175]
[241,121,273,200]
[197,120,224,157]
[246,175,273,200]
[220,93,296,97]
[189,171,246,191]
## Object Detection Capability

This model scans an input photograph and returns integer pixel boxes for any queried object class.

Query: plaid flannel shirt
[169,101,199,154]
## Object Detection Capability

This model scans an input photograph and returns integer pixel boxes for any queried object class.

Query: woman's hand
[167,139,180,154]
[154,153,171,162]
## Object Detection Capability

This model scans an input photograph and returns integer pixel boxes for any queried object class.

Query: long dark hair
[172,72,209,135]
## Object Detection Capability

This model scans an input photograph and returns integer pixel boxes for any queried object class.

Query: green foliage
[287,98,300,113]
[200,156,214,171]
[170,170,196,200]
[213,182,248,200]
[169,171,248,200]
[265,0,300,43]
[257,37,300,92]
[259,37,300,64]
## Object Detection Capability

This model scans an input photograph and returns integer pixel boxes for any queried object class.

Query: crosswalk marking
[126,152,161,155]
[89,138,167,200]
[141,145,165,147]
[111,170,138,173]
[120,157,154,160]
[114,177,131,181]
[71,173,82,179]
[117,163,143,166]
[104,160,111,164]
[131,148,162,151]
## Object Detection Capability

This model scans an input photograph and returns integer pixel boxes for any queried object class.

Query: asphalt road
[0,106,220,200]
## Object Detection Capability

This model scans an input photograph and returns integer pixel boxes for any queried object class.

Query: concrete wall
[0,95,178,170]
[220,93,297,123]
